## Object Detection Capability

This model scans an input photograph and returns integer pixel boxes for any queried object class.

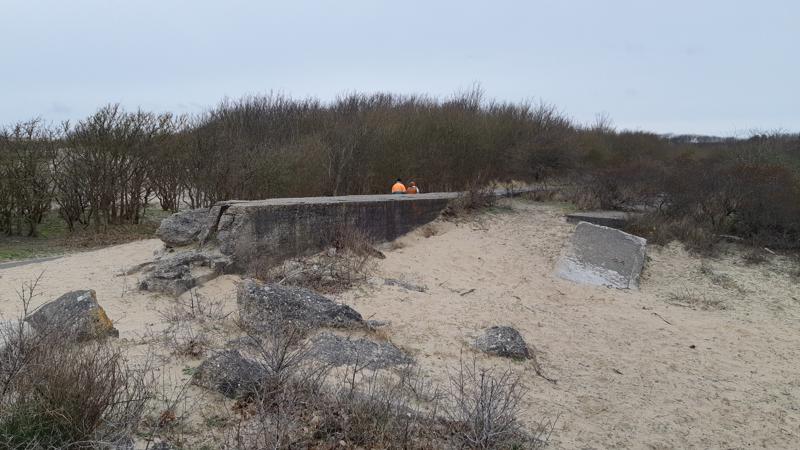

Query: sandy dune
[1,200,798,448]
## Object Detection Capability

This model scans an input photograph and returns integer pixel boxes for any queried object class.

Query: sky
[1,0,797,136]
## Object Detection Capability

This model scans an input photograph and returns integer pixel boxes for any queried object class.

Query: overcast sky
[1,0,797,135]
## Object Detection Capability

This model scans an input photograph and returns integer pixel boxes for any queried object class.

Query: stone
[555,221,647,289]
[25,290,119,341]
[138,250,231,296]
[309,332,412,369]
[474,326,530,359]
[565,211,634,229]
[192,349,267,399]
[237,279,363,331]
[156,208,210,247]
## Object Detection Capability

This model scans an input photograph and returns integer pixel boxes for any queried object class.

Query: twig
[652,312,672,325]
[531,355,557,384]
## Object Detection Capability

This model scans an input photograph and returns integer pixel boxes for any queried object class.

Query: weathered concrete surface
[156,208,210,247]
[555,222,647,289]
[155,189,551,270]
[209,193,456,269]
[25,290,119,341]
[237,278,363,331]
[309,332,412,369]
[566,211,633,229]
[138,250,231,296]
[192,349,266,399]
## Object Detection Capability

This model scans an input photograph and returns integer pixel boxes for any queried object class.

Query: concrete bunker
[149,192,457,288]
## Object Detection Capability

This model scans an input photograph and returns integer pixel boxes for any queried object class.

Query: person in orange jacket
[391,178,406,194]
[406,181,419,194]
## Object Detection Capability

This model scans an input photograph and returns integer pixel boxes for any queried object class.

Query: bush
[248,224,379,294]
[444,358,548,449]
[0,326,151,448]
[444,184,498,218]
[0,277,152,449]
[3,91,799,251]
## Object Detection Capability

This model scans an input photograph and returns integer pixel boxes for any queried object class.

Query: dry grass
[699,261,744,293]
[667,286,728,311]
[742,250,768,265]
[248,225,379,294]
[158,290,228,325]
[419,224,439,238]
[444,185,498,219]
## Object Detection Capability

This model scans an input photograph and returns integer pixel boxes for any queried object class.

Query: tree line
[1,90,798,248]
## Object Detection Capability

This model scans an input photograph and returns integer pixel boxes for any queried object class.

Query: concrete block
[555,221,647,289]
[566,211,633,229]
[210,193,456,269]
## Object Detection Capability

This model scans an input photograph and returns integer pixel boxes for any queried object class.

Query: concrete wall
[204,193,457,269]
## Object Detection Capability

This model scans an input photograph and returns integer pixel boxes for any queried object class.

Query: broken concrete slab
[309,332,412,369]
[138,250,231,296]
[555,221,647,289]
[565,211,634,229]
[192,349,266,399]
[156,208,210,247]
[25,290,119,341]
[237,279,363,331]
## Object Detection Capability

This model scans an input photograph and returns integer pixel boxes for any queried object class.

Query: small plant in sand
[667,286,728,310]
[158,290,228,325]
[699,261,744,293]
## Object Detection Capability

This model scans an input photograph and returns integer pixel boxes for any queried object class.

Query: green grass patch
[0,207,168,262]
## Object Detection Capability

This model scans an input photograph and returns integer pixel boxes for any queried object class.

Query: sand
[1,199,798,448]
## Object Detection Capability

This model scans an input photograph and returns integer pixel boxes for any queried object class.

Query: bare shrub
[158,290,227,325]
[628,213,718,253]
[313,365,441,448]
[0,327,152,448]
[0,275,154,449]
[248,225,378,294]
[444,184,498,218]
[221,322,330,449]
[215,319,555,449]
[444,357,547,449]
[165,323,210,358]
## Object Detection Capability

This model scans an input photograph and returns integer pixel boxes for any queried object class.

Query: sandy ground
[1,199,798,448]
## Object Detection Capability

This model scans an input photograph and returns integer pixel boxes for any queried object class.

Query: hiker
[391,178,406,194]
[406,181,420,194]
